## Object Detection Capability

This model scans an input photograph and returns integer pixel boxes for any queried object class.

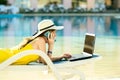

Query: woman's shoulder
[33,37,46,43]
[30,37,46,49]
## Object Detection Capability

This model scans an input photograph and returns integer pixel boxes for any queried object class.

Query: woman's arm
[47,52,71,62]
[36,37,70,63]
[36,32,71,64]
[47,31,71,61]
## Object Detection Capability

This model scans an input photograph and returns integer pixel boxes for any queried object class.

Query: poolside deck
[0,36,120,80]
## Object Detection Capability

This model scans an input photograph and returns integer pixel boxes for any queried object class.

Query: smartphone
[44,31,50,38]
[44,31,56,42]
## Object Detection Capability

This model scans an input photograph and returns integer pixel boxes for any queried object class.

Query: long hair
[18,31,39,49]
[18,29,54,49]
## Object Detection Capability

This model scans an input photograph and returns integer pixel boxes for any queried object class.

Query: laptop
[68,33,96,61]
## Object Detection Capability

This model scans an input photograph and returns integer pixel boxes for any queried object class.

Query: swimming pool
[0,15,120,52]
[0,14,120,80]
[0,15,120,37]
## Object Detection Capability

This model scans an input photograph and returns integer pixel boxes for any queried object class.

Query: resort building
[7,0,120,10]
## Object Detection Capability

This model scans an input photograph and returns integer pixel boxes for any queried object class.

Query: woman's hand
[47,31,56,51]
[61,53,72,59]
[48,31,56,45]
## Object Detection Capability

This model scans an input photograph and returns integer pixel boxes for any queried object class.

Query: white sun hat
[32,19,64,39]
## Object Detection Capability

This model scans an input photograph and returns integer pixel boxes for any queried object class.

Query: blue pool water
[0,15,120,37]
[0,14,120,50]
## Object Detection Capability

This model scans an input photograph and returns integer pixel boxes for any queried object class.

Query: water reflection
[0,15,120,37]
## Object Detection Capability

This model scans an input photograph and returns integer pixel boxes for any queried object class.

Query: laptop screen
[83,33,95,55]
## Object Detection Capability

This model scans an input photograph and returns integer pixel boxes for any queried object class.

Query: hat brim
[32,26,64,39]
[49,26,64,30]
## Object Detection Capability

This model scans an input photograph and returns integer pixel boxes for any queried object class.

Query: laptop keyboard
[68,53,92,61]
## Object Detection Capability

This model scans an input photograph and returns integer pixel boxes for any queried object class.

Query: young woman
[0,19,72,65]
